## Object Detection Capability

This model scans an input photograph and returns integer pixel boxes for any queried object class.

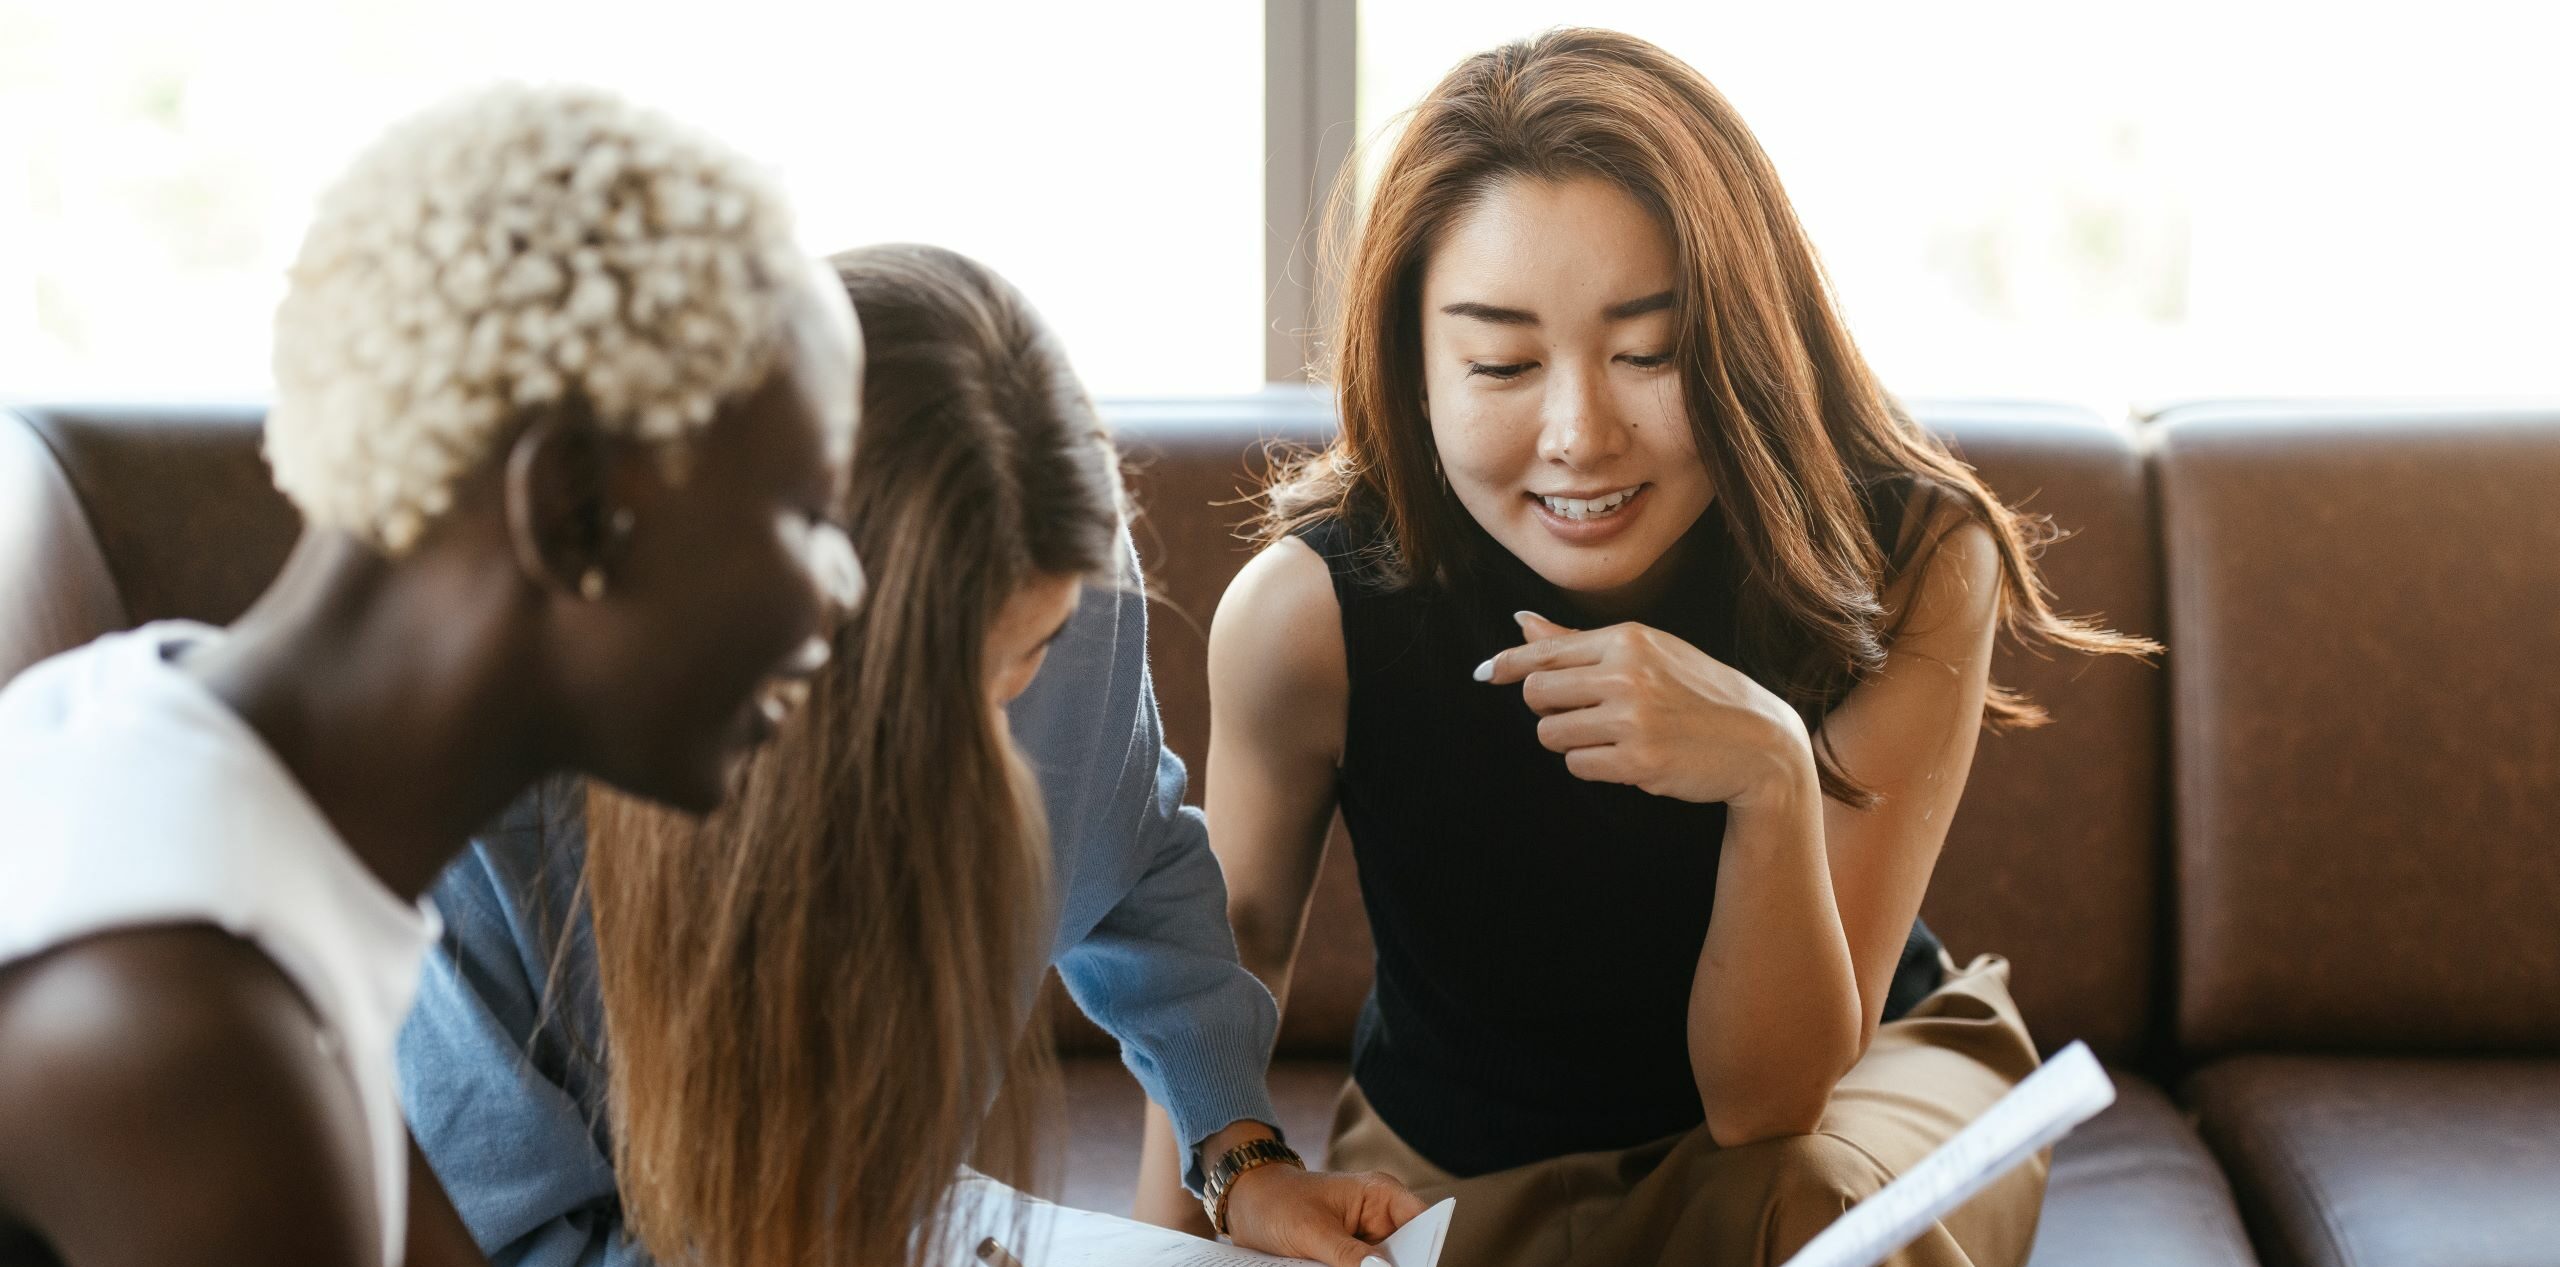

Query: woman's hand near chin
[1479,610,1814,808]
[1483,607,1853,1143]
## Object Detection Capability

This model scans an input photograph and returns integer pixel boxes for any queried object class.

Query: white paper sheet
[946,1175,1453,1267]
[1779,1040,2117,1267]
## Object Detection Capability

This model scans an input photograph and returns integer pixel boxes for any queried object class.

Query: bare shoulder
[1220,533,1343,632]
[0,926,378,1265]
[1210,536,1348,750]
[1881,498,2002,651]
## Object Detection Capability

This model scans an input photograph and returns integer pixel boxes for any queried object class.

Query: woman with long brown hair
[399,244,1422,1267]
[1134,27,2154,1267]
[581,241,1103,1267]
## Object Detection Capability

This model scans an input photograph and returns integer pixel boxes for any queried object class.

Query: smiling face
[1418,175,1713,614]
[566,264,866,814]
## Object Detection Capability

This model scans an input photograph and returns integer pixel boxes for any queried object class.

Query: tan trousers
[1327,955,2049,1267]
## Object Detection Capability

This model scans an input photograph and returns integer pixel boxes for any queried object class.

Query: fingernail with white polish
[1366,1258,1392,1267]
[1471,657,1495,682]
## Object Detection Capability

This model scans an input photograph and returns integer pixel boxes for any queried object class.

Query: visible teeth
[783,635,832,676]
[1540,486,1640,521]
[759,678,812,726]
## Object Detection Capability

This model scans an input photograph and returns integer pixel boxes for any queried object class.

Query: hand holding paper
[947,1176,1453,1267]
[1222,1159,1432,1267]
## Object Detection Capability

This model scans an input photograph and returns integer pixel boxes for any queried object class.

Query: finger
[1479,630,1609,685]
[1515,609,1580,639]
[1338,1171,1424,1240]
[1534,707,1618,753]
[1564,744,1637,785]
[1519,665,1614,715]
[1370,1175,1429,1233]
[1313,1231,1389,1267]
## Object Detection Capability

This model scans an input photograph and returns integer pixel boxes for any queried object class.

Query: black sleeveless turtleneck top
[1299,486,1946,1178]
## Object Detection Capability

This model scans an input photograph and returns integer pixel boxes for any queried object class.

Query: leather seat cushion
[2186,1055,2560,1267]
[2024,1074,2257,1267]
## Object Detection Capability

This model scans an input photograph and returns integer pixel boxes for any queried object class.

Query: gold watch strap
[1201,1136,1305,1235]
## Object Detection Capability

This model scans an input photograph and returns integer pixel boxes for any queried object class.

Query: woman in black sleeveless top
[1296,483,1957,1183]
[1133,29,2152,1267]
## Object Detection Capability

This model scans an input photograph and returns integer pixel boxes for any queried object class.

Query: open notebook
[946,1040,2111,1267]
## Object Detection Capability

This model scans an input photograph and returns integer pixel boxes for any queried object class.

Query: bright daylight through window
[0,0,1264,398]
[4,1,2554,405]
[1364,0,2560,405]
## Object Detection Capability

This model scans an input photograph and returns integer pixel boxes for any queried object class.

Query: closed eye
[1466,360,1537,380]
[1620,352,1673,369]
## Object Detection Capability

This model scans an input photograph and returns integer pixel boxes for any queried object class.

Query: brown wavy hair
[587,243,1123,1267]
[1261,27,2156,804]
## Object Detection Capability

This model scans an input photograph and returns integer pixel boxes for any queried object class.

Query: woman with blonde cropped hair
[1137,28,2154,1267]
[0,84,859,1267]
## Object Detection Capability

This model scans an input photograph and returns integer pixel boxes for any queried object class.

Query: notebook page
[1779,1041,2116,1267]
[947,1173,1455,1267]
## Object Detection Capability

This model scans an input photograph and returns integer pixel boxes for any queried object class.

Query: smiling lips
[754,677,812,730]
[1525,482,1651,544]
[1536,484,1646,521]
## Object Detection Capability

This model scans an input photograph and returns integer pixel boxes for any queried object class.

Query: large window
[5,1,2554,403]
[1360,2,2560,401]
[0,0,1265,396]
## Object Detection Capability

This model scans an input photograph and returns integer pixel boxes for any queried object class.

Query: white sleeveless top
[0,622,439,1267]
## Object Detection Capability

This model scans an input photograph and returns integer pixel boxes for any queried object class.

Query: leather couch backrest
[0,411,129,682]
[1101,399,1374,1056]
[1915,407,2167,1065]
[1108,400,2172,1065]
[6,401,2279,1075]
[2159,404,2560,1056]
[0,405,295,685]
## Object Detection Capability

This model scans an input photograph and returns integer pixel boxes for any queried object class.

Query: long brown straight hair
[1262,27,2155,803]
[586,243,1123,1267]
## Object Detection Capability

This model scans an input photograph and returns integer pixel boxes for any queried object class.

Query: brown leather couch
[5,398,2555,1267]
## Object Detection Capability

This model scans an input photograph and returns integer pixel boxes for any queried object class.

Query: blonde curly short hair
[267,83,806,554]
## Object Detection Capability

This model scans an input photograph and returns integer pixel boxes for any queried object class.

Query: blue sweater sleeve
[397,786,655,1267]
[1041,537,1282,1193]
[405,532,1282,1240]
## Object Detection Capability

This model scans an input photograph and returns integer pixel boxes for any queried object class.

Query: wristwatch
[1201,1136,1305,1235]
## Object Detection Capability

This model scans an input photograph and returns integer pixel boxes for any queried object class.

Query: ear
[503,416,635,600]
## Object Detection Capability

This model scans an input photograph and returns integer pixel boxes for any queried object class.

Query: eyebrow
[1439,290,1675,327]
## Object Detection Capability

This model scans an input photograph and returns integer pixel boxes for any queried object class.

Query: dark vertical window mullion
[1264,0,1357,384]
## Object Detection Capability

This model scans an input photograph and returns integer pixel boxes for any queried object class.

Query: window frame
[1263,0,1357,384]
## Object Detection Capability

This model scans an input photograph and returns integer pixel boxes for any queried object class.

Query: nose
[1535,361,1631,470]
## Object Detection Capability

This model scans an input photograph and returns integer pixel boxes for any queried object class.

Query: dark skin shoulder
[0,264,853,1267]
[0,925,478,1267]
